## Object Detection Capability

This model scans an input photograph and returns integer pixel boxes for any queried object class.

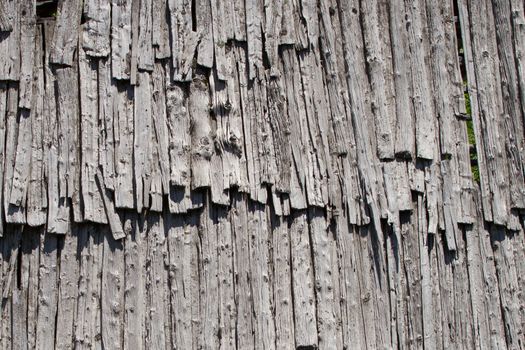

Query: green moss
[466,119,476,147]
[464,88,480,183]
[464,90,471,116]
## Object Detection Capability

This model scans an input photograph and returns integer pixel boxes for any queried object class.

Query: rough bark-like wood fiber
[1,0,524,348]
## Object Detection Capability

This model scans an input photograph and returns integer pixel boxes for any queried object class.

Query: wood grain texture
[0,0,20,80]
[0,1,523,348]
[50,0,82,65]
[83,0,111,57]
[0,1,12,32]
[111,0,132,80]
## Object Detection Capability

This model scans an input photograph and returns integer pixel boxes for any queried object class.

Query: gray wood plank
[3,84,26,224]
[9,107,31,224]
[335,216,367,350]
[18,0,36,108]
[189,73,212,189]
[83,0,111,57]
[195,0,213,68]
[114,83,135,209]
[0,1,12,32]
[98,58,117,191]
[137,0,154,71]
[147,214,171,349]
[390,0,415,157]
[43,21,69,234]
[151,62,170,197]
[24,229,40,349]
[464,0,510,225]
[0,0,20,80]
[123,214,146,350]
[199,202,220,349]
[101,227,125,349]
[50,0,82,65]
[35,233,58,350]
[290,211,318,347]
[405,0,437,161]
[166,212,201,350]
[79,46,107,224]
[361,0,395,160]
[245,0,263,79]
[249,202,276,350]
[111,0,132,80]
[55,226,79,350]
[168,0,198,81]
[0,83,6,236]
[309,208,344,350]
[133,71,153,212]
[27,26,46,226]
[209,0,230,80]
[97,169,126,240]
[152,0,171,59]
[217,206,236,348]
[271,214,295,349]
[231,194,255,349]
[491,0,525,211]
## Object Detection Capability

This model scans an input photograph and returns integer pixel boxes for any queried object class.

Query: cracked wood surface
[0,0,524,348]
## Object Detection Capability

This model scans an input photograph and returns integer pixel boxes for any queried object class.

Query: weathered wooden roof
[0,0,524,348]
[0,0,522,241]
